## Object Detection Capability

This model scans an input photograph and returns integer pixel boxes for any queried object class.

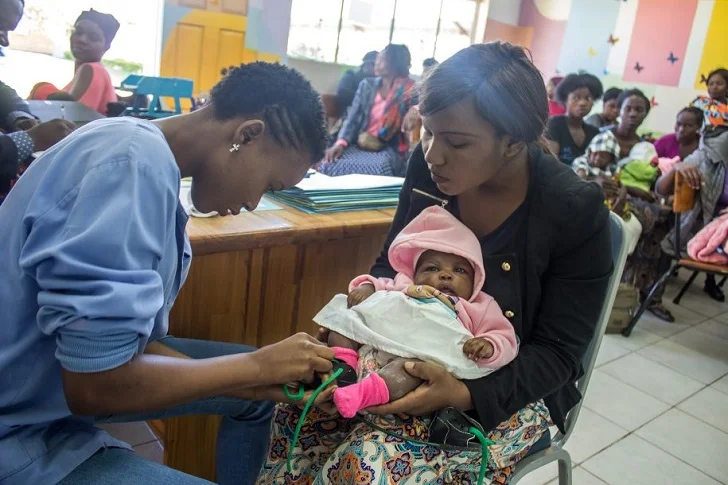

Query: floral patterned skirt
[256,400,551,485]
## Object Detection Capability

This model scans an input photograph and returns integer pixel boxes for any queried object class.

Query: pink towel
[687,213,728,264]
[657,156,681,175]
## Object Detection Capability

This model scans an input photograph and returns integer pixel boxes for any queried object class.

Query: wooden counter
[162,203,395,480]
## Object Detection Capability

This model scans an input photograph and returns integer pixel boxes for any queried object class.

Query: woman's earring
[229,143,241,153]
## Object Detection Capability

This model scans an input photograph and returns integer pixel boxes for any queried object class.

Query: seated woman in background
[546,75,565,116]
[691,68,728,132]
[585,87,622,129]
[319,45,416,177]
[654,107,702,160]
[29,10,118,115]
[545,72,602,165]
[610,88,677,321]
[657,128,728,302]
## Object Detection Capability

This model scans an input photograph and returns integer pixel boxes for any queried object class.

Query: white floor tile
[637,297,708,330]
[712,312,728,324]
[545,467,606,485]
[98,422,158,447]
[583,370,670,431]
[712,374,728,395]
[133,441,164,464]
[639,339,728,385]
[562,408,628,464]
[669,325,728,364]
[600,353,705,405]
[594,337,631,368]
[582,434,721,485]
[604,329,661,352]
[636,409,728,483]
[690,319,728,341]
[677,386,728,434]
[635,309,702,338]
[512,462,558,485]
[677,289,728,318]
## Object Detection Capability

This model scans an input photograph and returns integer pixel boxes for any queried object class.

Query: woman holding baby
[257,41,612,484]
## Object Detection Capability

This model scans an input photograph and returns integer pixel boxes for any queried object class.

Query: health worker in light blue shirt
[0,62,335,485]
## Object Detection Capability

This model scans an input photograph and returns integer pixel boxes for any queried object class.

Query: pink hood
[388,206,485,302]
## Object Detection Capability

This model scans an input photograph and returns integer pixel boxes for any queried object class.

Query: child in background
[314,206,518,418]
[545,73,603,165]
[586,87,623,130]
[572,132,643,255]
[572,131,620,179]
[691,68,728,132]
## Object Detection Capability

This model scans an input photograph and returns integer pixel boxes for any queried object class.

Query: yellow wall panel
[695,0,728,88]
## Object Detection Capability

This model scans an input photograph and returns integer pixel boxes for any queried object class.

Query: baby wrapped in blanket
[315,206,519,418]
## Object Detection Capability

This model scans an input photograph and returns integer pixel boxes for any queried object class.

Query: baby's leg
[333,357,423,418]
[326,331,361,372]
[377,357,424,401]
[327,331,361,351]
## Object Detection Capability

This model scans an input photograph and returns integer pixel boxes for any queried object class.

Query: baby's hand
[463,338,494,362]
[348,284,375,308]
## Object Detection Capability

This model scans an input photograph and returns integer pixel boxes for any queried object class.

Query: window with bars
[287,0,478,74]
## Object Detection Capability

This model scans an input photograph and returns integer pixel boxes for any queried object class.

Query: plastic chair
[510,212,628,485]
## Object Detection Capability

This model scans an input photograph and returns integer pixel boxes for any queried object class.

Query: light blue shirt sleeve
[19,155,179,373]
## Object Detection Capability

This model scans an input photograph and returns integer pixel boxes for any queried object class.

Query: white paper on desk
[294,173,404,191]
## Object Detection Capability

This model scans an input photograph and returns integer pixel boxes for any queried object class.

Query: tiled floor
[101,271,728,484]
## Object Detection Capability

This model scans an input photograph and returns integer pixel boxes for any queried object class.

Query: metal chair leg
[623,264,678,337]
[557,453,573,485]
[718,276,727,289]
[673,270,698,304]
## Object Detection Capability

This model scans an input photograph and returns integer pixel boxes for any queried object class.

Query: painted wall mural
[160,0,290,97]
[487,0,728,134]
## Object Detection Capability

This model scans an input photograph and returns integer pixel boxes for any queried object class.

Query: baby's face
[588,151,614,169]
[414,250,475,299]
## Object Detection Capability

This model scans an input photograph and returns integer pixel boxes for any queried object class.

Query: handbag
[357,132,385,152]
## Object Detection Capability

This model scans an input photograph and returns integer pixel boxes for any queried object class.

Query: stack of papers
[267,173,404,214]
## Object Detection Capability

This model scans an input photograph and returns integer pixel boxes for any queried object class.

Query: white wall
[288,57,353,94]
[486,0,524,24]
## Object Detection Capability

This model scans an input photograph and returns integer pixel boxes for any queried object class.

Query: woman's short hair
[555,73,604,105]
[617,88,651,115]
[603,87,622,103]
[210,62,327,162]
[707,68,728,86]
[419,42,548,144]
[382,44,412,78]
[678,106,704,127]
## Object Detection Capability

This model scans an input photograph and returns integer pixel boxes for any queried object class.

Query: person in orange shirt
[30,9,119,115]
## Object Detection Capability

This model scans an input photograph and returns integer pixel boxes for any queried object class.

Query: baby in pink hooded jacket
[318,206,518,418]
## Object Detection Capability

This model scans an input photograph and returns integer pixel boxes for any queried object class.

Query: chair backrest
[555,212,629,447]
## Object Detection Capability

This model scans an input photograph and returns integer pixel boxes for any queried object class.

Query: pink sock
[334,373,390,418]
[332,347,359,369]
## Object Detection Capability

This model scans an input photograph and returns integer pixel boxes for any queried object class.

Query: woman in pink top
[30,10,118,115]
[654,107,702,160]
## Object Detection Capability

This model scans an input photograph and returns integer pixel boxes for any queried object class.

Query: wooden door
[161,9,250,96]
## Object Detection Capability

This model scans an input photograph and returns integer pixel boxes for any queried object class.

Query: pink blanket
[687,213,728,264]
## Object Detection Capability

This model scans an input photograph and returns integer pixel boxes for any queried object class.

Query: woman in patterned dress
[319,45,416,177]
